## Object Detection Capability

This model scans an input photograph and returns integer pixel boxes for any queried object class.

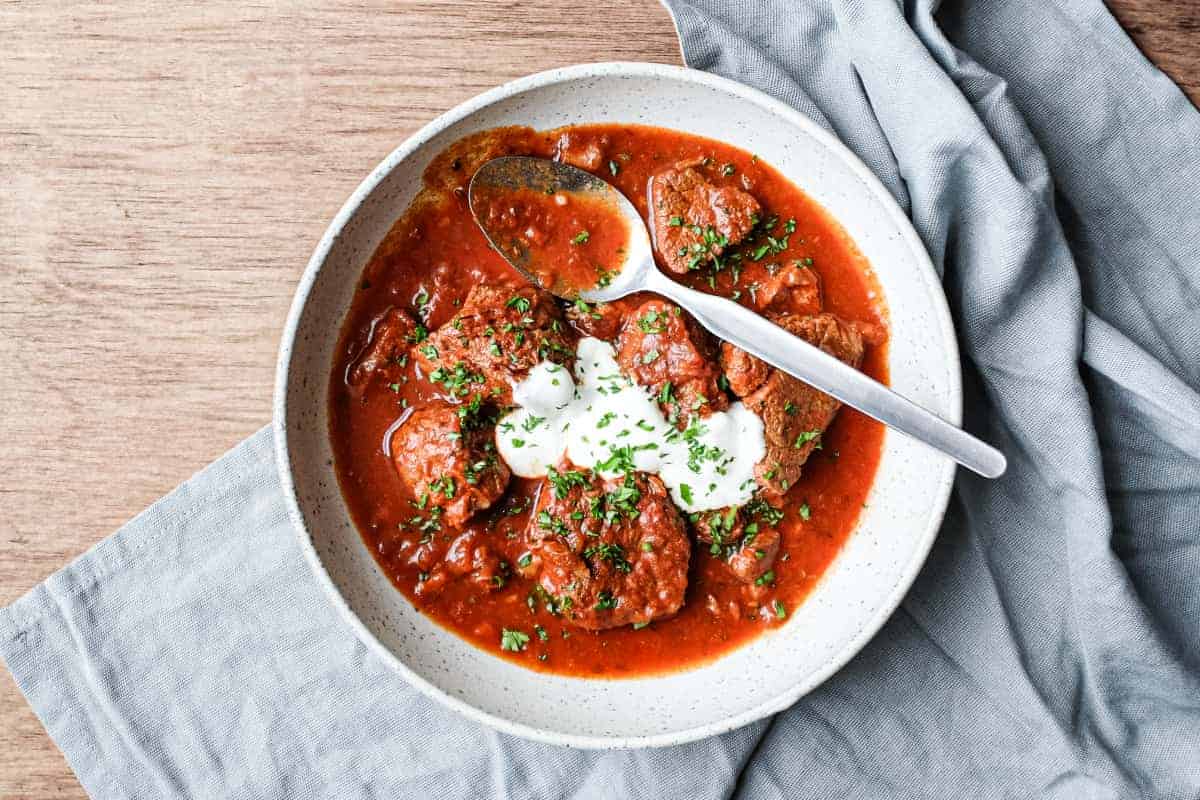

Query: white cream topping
[495,337,765,513]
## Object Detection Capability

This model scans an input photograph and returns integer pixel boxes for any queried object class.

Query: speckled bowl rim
[273,62,961,749]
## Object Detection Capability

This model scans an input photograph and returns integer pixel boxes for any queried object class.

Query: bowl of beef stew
[274,63,961,748]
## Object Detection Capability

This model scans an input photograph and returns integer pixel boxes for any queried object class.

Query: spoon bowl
[469,155,1006,479]
[469,156,653,302]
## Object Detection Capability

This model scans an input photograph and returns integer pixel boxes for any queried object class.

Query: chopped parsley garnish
[668,215,684,226]
[573,297,602,319]
[428,362,484,397]
[599,473,643,523]
[534,625,550,642]
[799,502,811,521]
[755,570,776,587]
[793,430,821,448]
[594,591,618,611]
[679,484,694,505]
[703,507,740,555]
[521,415,546,432]
[505,295,532,313]
[637,310,667,334]
[500,628,530,652]
[454,393,490,430]
[537,509,570,537]
[773,600,787,620]
[527,584,563,616]
[517,552,533,568]
[571,230,591,245]
[745,498,785,526]
[547,465,590,499]
[583,543,633,573]
[641,540,654,552]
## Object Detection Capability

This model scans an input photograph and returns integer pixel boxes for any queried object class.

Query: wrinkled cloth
[3,0,1199,797]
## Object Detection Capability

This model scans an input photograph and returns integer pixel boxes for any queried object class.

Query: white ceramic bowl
[274,62,960,748]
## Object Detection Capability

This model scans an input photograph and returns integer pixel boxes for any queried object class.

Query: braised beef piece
[691,506,743,549]
[443,529,507,590]
[691,505,782,584]
[726,525,781,584]
[720,338,772,399]
[390,402,510,528]
[650,166,761,274]
[616,298,728,424]
[554,130,609,172]
[412,528,507,598]
[565,298,625,341]
[528,464,690,630]
[414,284,574,405]
[349,307,422,387]
[754,263,822,315]
[721,313,864,496]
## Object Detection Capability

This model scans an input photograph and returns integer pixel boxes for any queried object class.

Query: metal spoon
[469,156,1006,479]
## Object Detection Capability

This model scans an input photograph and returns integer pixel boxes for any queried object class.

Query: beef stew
[329,124,889,677]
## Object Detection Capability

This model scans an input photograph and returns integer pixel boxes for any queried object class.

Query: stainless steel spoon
[469,156,1006,479]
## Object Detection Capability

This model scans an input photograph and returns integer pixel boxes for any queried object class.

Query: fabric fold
[662,1,1200,797]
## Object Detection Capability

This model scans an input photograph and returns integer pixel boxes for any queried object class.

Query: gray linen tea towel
[4,0,1200,797]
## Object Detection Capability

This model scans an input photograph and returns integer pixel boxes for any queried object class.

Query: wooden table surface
[0,1,1194,796]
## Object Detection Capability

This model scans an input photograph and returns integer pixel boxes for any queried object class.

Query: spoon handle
[643,270,1006,479]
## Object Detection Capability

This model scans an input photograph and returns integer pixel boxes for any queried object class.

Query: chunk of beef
[415,285,573,405]
[616,299,728,424]
[720,340,772,398]
[553,130,609,172]
[349,307,422,387]
[722,313,864,495]
[726,526,781,584]
[691,506,743,549]
[754,263,822,315]
[691,505,781,584]
[566,298,625,341]
[391,402,510,528]
[528,465,690,630]
[412,529,508,599]
[443,530,507,589]
[650,167,761,274]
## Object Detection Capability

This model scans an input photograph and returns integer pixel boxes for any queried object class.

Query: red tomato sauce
[471,183,630,296]
[329,124,889,677]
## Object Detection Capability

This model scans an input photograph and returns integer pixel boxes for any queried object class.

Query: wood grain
[0,1,1192,797]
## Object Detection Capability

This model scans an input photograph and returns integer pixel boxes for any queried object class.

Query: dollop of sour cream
[496,337,765,513]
